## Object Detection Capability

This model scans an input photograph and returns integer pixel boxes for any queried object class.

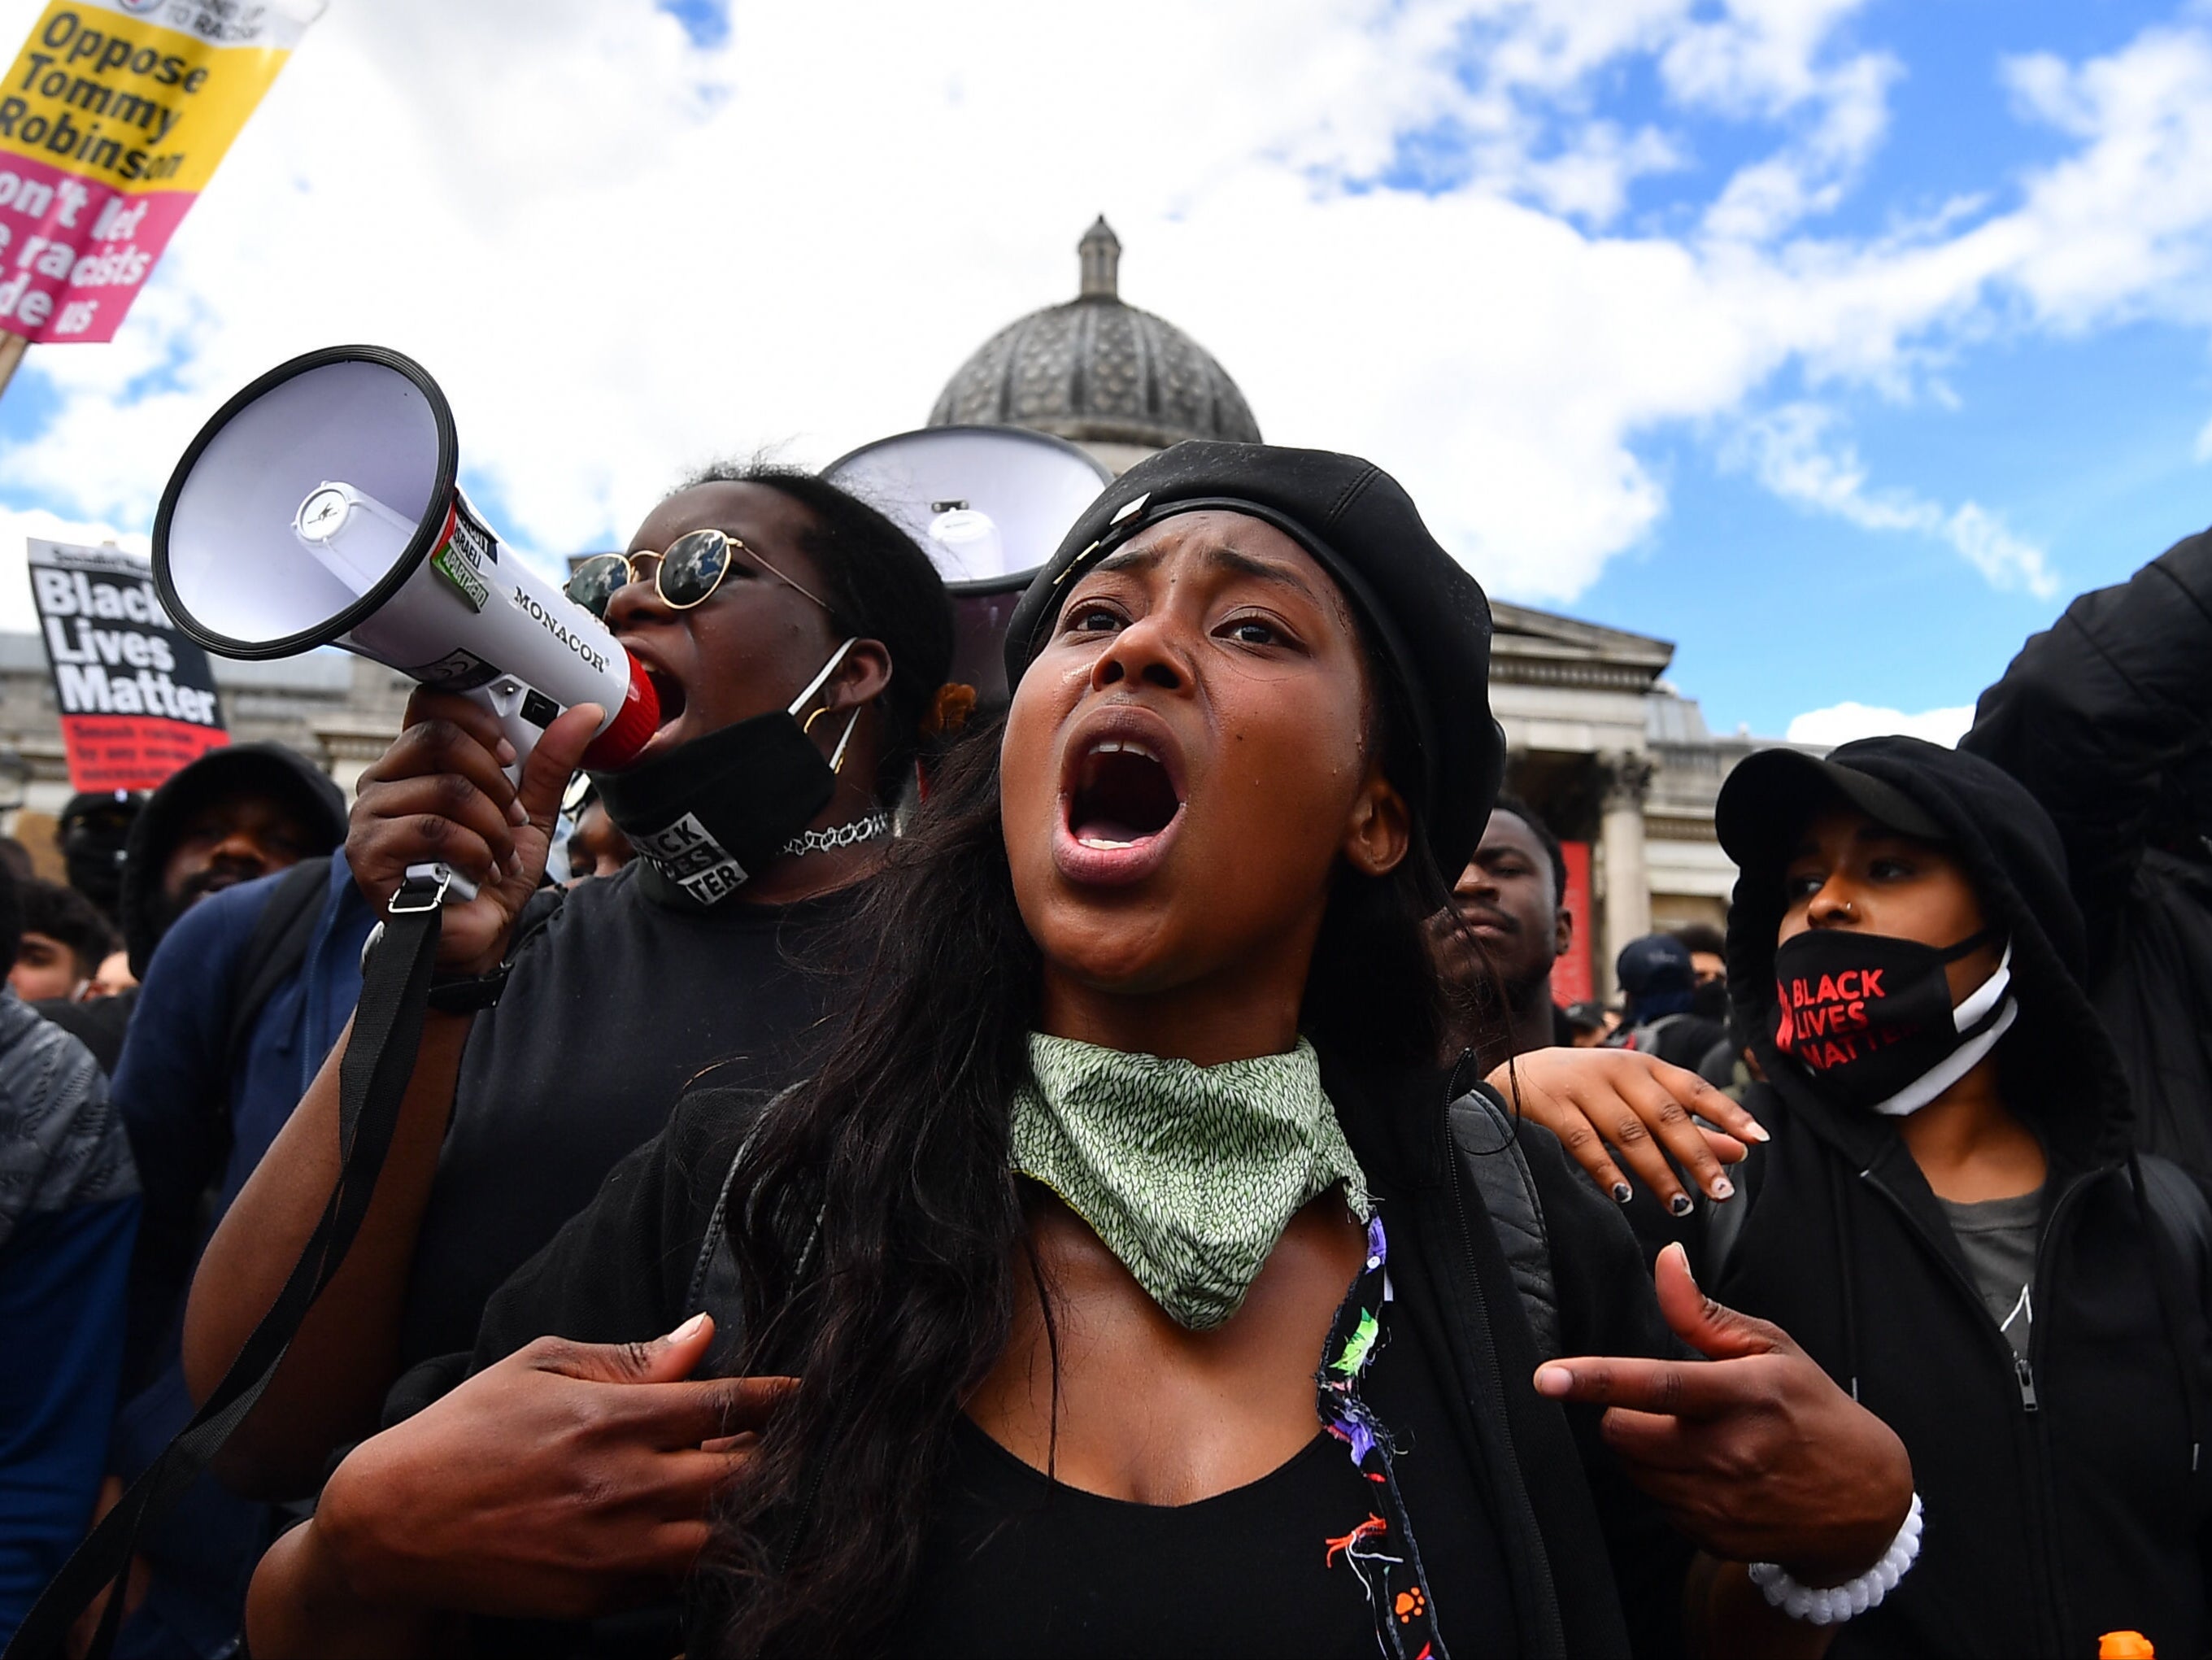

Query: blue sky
[2,0,2210,745]
[1555,1,2212,736]
[1588,314,2212,738]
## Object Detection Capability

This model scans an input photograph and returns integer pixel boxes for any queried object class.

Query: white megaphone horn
[152,346,660,904]
[825,425,1111,704]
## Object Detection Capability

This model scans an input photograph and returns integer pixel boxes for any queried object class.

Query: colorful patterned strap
[1316,1212,1449,1660]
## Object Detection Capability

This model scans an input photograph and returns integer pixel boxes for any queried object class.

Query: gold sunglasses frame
[569,529,834,618]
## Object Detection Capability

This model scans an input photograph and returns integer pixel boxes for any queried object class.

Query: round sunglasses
[564,529,833,621]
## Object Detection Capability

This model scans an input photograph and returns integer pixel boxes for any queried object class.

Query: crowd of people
[1,437,2208,1660]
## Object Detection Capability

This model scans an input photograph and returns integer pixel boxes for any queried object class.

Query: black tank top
[897,1213,1522,1659]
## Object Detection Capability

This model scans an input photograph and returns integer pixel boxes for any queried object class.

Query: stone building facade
[0,219,1789,991]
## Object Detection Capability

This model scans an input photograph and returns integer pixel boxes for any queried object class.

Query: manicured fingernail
[1534,1365,1572,1398]
[1611,1181,1633,1205]
[1669,1192,1695,1218]
[668,1312,708,1344]
[1740,1119,1770,1144]
[507,798,529,826]
[494,739,518,765]
[506,853,525,880]
[1710,1176,1735,1201]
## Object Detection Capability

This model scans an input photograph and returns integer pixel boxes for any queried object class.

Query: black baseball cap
[1717,747,1949,870]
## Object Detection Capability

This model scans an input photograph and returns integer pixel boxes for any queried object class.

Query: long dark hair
[693,637,1496,1657]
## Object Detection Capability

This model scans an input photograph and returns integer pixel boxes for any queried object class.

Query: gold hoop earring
[803,707,830,737]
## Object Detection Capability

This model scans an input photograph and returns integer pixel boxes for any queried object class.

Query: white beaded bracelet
[1748,1493,1923,1626]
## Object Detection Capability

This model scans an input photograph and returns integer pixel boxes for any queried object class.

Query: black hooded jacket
[118,742,349,978]
[1963,525,2212,1179]
[1711,736,2212,1658]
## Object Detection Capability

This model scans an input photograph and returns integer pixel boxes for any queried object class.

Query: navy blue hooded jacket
[104,743,370,1660]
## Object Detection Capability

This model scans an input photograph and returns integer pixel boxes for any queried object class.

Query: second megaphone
[153,346,660,798]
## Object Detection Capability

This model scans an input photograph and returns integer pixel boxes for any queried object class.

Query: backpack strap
[1623,1012,1686,1054]
[2140,1157,2212,1272]
[685,1088,807,1375]
[220,856,333,1077]
[1448,1088,1564,1362]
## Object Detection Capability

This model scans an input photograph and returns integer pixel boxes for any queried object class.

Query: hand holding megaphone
[349,689,603,972]
[152,347,663,913]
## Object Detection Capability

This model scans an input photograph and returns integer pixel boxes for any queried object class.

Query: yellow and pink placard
[0,0,315,344]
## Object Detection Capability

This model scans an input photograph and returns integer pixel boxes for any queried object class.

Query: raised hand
[1490,1047,1766,1212]
[346,690,605,973]
[1535,1242,1913,1586]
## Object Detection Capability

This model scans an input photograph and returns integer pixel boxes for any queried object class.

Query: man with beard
[121,746,340,974]
[1441,793,1575,1068]
[94,743,358,1660]
[1437,813,1759,1257]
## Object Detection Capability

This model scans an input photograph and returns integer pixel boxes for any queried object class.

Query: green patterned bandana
[1009,1032,1370,1331]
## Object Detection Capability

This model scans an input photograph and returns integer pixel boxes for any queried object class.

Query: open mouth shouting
[1055,714,1188,887]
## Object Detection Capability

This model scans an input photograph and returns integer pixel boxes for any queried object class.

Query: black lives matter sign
[28,538,227,790]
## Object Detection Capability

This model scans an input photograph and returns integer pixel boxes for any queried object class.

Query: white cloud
[1726,404,2059,595]
[0,0,2205,622]
[1786,701,1975,747]
[1996,27,2212,329]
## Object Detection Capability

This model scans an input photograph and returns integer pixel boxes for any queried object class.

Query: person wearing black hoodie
[1706,735,2212,1658]
[33,745,343,1078]
[1962,525,2212,1180]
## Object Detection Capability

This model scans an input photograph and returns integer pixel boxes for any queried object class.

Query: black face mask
[1691,977,1731,1022]
[594,641,857,909]
[1771,926,2014,1117]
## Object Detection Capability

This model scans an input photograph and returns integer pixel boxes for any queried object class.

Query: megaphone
[825,425,1111,704]
[153,346,660,903]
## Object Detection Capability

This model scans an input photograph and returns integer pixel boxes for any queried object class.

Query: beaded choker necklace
[778,812,890,860]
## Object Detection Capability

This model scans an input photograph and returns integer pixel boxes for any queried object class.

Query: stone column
[1596,752,1655,999]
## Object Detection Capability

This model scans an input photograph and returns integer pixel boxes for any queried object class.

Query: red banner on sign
[54,711,227,789]
[1553,839,1594,1006]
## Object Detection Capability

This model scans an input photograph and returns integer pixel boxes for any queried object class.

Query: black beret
[1004,441,1505,874]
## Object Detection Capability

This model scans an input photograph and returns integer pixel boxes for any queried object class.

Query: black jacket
[1963,527,2212,1177]
[1715,736,2212,1658]
[394,1065,1690,1660]
[118,742,347,978]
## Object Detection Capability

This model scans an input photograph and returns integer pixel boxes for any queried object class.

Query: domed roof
[929,219,1262,460]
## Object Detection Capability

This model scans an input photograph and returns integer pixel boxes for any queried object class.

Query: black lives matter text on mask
[1774,966,1914,1071]
[28,538,229,791]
